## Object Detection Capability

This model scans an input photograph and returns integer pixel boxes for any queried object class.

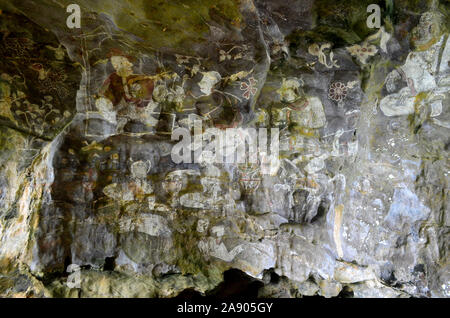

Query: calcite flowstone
[0,0,449,298]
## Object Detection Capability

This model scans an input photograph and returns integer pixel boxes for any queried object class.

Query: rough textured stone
[0,0,449,298]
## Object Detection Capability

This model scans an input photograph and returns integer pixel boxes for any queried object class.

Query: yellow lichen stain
[0,257,12,272]
[333,204,344,259]
[292,126,318,138]
[81,141,103,152]
[414,92,428,110]
[416,37,438,52]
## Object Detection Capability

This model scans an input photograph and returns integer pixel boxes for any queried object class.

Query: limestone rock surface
[0,0,449,298]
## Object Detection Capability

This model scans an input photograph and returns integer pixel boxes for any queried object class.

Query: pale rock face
[198,71,222,96]
[95,97,116,124]
[318,280,342,298]
[232,242,277,277]
[277,78,303,103]
[289,97,327,128]
[384,187,430,231]
[0,1,448,298]
[380,87,416,116]
[119,214,172,237]
[103,183,135,201]
[402,52,438,93]
[334,262,376,284]
[130,160,151,179]
[110,56,134,78]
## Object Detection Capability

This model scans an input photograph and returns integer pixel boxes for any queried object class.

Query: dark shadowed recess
[176,269,264,299]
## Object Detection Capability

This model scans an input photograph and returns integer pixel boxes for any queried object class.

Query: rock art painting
[0,0,449,299]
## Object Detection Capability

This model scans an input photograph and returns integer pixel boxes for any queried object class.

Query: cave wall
[0,0,449,298]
